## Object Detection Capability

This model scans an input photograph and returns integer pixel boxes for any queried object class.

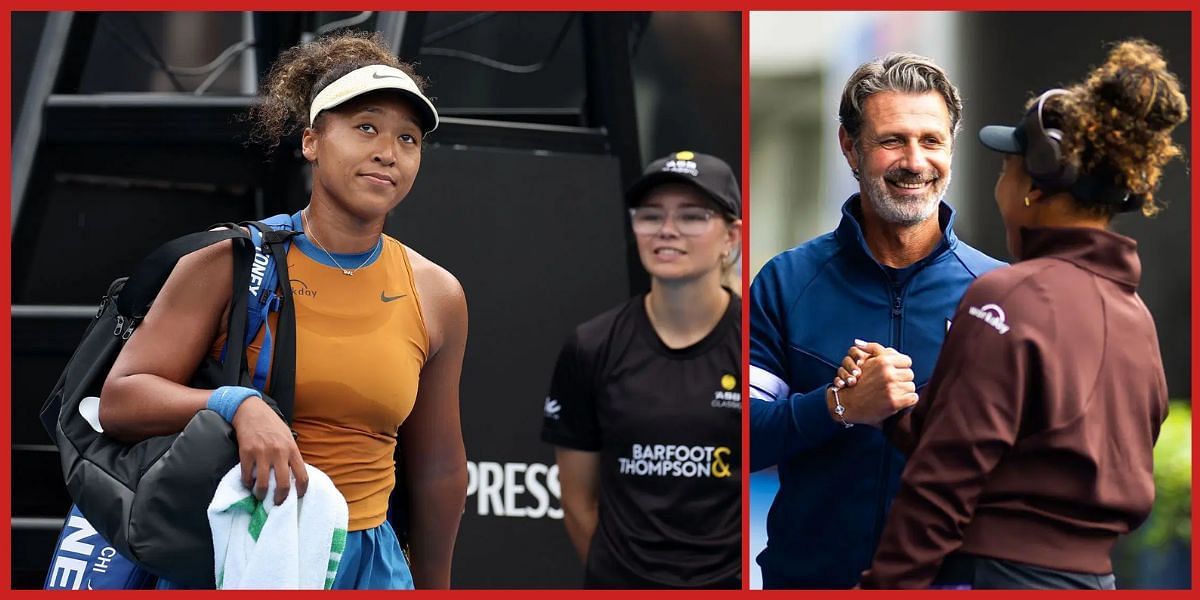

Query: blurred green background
[1111,401,1191,589]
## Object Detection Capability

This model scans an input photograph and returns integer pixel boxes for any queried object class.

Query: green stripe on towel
[325,528,349,589]
[248,501,268,542]
[230,495,257,513]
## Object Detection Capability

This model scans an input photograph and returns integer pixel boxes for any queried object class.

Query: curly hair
[247,31,428,152]
[1038,39,1188,217]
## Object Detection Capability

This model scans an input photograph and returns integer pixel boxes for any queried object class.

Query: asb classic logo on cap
[661,150,700,176]
[308,64,439,133]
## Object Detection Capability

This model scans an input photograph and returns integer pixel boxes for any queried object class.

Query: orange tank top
[213,233,428,530]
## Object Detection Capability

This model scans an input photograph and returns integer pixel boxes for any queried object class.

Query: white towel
[207,464,348,589]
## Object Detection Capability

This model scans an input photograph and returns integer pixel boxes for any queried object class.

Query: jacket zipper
[890,283,903,344]
[872,281,905,548]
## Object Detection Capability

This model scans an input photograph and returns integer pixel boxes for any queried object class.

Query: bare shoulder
[404,244,466,305]
[168,225,245,288]
[151,225,247,330]
[400,243,468,357]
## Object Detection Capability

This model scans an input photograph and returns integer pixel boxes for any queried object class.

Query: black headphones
[1021,88,1078,191]
[1021,88,1142,212]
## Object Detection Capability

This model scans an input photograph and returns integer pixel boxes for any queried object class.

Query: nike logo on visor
[381,292,407,302]
[373,72,403,80]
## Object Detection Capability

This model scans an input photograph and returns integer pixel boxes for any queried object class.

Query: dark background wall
[956,12,1191,399]
[390,148,629,588]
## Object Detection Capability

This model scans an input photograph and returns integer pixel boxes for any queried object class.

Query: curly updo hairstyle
[1037,39,1188,217]
[247,31,428,152]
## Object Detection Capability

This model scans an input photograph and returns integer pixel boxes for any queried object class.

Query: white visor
[308,64,439,134]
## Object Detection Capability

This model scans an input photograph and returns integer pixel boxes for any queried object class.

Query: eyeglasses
[628,207,718,236]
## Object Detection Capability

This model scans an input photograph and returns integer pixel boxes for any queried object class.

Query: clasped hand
[232,397,310,506]
[825,339,918,428]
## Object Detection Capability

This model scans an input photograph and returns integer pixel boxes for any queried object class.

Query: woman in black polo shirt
[540,151,742,589]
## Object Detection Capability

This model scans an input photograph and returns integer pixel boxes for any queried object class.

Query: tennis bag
[43,505,157,589]
[38,221,299,588]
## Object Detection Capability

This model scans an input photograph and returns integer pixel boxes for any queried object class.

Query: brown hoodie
[863,226,1169,589]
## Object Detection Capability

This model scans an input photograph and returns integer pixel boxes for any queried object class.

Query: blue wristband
[207,385,261,424]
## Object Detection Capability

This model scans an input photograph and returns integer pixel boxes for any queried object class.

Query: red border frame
[4,1,1195,9]
[1189,7,1198,595]
[2,8,12,596]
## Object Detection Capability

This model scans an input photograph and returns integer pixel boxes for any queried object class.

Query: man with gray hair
[748,53,1003,588]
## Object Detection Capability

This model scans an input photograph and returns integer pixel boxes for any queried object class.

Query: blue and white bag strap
[242,213,297,392]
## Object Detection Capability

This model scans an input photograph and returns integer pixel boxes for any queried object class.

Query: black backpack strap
[223,231,256,387]
[260,228,300,423]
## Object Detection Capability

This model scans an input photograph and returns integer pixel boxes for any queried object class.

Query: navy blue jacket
[749,196,1004,589]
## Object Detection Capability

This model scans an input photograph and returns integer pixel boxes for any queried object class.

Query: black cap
[978,106,1143,213]
[978,123,1027,155]
[625,151,741,218]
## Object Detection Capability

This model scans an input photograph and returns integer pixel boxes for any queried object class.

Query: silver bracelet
[831,387,854,428]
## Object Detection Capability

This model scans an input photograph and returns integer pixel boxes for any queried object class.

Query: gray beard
[862,170,950,226]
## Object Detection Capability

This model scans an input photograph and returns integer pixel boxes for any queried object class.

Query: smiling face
[633,183,739,284]
[301,90,424,221]
[841,90,953,226]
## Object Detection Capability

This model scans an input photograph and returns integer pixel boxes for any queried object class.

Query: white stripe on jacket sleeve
[749,365,789,402]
